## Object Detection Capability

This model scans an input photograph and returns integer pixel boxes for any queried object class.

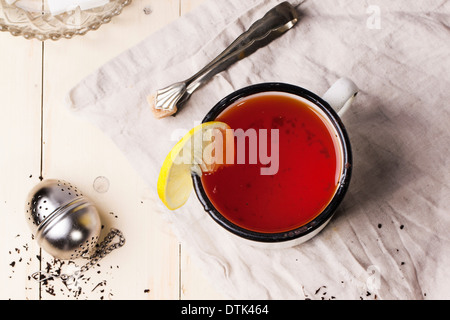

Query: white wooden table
[0,0,225,300]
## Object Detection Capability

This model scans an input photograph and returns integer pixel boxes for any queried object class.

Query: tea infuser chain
[31,228,125,284]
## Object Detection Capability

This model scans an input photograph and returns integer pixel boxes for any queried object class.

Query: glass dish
[0,0,131,41]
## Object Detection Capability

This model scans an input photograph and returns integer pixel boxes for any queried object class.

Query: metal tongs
[149,1,299,118]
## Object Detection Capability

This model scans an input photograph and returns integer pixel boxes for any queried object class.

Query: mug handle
[322,77,359,116]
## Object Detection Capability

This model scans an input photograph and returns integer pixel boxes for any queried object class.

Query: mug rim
[192,82,353,243]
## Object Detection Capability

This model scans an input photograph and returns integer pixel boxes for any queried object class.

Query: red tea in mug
[201,92,343,234]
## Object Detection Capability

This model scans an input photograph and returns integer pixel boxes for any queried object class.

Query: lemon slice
[157,121,231,210]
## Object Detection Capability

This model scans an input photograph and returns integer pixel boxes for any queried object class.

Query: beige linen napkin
[67,0,450,299]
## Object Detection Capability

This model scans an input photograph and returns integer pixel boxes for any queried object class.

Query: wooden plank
[180,0,206,13]
[40,0,182,300]
[0,0,225,300]
[0,33,42,300]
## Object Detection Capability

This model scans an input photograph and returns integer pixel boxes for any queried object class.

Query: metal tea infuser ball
[25,179,125,282]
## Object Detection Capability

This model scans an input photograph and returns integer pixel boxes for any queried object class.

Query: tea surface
[201,93,342,233]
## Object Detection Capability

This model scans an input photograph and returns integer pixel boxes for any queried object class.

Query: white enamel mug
[193,78,358,248]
